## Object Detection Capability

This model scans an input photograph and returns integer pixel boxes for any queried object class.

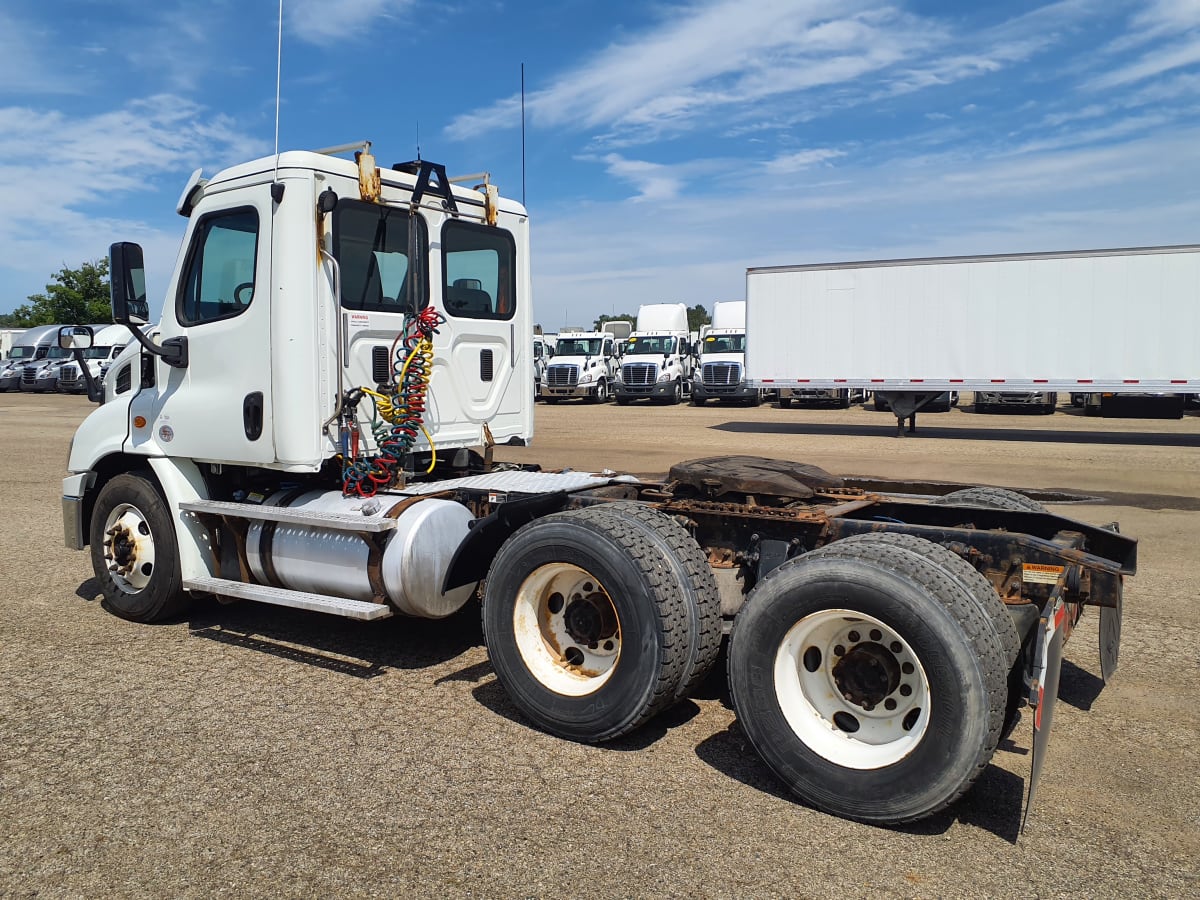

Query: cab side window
[178,208,259,326]
[442,220,516,320]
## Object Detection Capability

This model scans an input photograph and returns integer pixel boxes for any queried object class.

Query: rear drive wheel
[89,472,189,623]
[815,533,1018,739]
[727,542,1006,824]
[483,511,690,742]
[575,503,722,698]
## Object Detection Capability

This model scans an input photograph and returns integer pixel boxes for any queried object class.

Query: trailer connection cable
[341,306,442,497]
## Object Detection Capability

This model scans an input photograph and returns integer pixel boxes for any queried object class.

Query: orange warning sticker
[1022,563,1064,585]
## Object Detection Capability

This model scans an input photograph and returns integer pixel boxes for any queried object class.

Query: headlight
[578,372,593,384]
[657,371,670,383]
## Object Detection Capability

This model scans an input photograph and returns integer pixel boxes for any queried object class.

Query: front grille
[621,363,657,386]
[702,362,740,387]
[21,368,36,385]
[59,367,79,385]
[546,365,579,387]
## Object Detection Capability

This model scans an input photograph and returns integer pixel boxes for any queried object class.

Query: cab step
[179,499,397,533]
[183,576,394,621]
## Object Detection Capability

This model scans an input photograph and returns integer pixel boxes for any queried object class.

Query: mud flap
[1099,594,1122,684]
[1021,597,1066,834]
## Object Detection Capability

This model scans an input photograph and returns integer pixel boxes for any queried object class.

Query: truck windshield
[627,336,676,355]
[556,338,602,356]
[703,334,745,354]
[8,346,34,360]
[83,346,112,360]
[46,346,71,360]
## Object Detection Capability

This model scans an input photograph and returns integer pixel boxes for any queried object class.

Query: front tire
[89,472,189,623]
[728,542,1006,824]
[483,511,690,742]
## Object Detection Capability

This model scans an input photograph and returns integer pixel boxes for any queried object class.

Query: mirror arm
[69,348,104,404]
[122,324,189,369]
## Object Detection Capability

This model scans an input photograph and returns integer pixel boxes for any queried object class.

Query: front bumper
[539,382,602,399]
[614,380,676,398]
[62,473,94,550]
[692,381,757,401]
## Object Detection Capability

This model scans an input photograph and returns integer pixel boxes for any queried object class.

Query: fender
[147,457,216,582]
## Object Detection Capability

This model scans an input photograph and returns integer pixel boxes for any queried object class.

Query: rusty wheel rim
[512,562,622,697]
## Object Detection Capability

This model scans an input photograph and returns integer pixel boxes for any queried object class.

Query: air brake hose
[342,306,442,497]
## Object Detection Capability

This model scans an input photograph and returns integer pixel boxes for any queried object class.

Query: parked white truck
[746,245,1200,433]
[690,300,762,406]
[58,145,1136,828]
[540,322,630,404]
[614,303,694,405]
[56,323,130,394]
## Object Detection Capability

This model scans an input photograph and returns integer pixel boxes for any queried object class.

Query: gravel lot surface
[2,393,1198,897]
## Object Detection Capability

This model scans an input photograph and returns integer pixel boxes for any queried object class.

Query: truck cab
[540,322,629,403]
[691,300,761,406]
[614,303,694,405]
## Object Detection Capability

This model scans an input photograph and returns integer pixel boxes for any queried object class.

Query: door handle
[243,391,264,440]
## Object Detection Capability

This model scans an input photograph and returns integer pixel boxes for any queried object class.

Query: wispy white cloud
[287,0,416,45]
[599,154,685,202]
[762,148,845,176]
[0,95,266,311]
[0,12,83,95]
[1088,36,1200,89]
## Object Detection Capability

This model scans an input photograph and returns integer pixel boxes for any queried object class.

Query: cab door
[136,191,276,464]
[428,217,530,445]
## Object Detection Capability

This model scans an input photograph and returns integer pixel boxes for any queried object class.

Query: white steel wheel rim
[102,502,157,593]
[512,562,621,697]
[774,608,931,769]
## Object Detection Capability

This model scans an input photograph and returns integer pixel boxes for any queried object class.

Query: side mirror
[58,325,94,350]
[110,242,150,325]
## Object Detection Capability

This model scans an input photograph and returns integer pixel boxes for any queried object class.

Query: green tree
[686,303,710,331]
[3,259,112,327]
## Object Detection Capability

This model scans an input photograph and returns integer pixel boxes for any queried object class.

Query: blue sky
[2,0,1198,327]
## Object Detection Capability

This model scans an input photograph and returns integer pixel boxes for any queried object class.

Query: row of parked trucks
[0,323,130,393]
[536,301,766,406]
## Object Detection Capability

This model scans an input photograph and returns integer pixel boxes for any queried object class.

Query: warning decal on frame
[1022,563,1064,585]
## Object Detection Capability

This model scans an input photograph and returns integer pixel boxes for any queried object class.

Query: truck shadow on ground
[182,597,486,679]
[468,676,703,751]
[713,420,1200,448]
[693,720,1027,844]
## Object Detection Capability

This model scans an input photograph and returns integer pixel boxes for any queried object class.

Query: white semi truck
[540,322,630,403]
[746,246,1200,432]
[59,146,1136,828]
[690,300,762,406]
[613,303,694,404]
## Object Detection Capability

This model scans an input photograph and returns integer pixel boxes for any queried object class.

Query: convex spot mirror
[109,242,150,325]
[58,325,93,350]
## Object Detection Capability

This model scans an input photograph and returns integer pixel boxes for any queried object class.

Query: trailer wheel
[575,502,722,698]
[482,510,690,742]
[727,543,1005,824]
[932,486,1046,513]
[814,533,1018,737]
[89,472,189,623]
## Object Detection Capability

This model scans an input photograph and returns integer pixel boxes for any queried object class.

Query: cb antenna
[416,119,421,161]
[521,62,526,206]
[273,0,284,184]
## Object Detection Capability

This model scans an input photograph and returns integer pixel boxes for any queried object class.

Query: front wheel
[89,472,189,623]
[727,543,1005,824]
[664,380,683,405]
[589,380,609,404]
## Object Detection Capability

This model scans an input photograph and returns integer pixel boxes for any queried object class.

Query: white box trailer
[746,244,1200,426]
